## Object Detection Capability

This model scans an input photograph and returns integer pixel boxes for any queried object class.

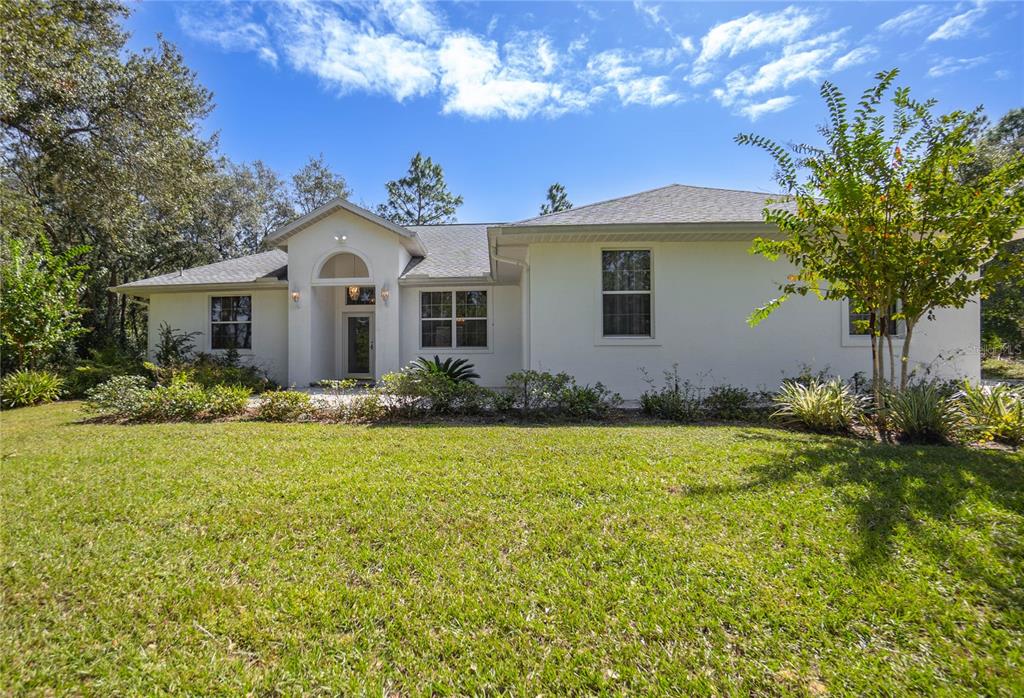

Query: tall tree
[736,69,1024,404]
[376,152,463,225]
[540,183,573,215]
[1,0,218,351]
[230,160,295,254]
[292,153,351,214]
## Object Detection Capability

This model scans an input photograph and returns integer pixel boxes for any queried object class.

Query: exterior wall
[528,240,980,399]
[399,284,523,387]
[146,289,289,385]
[284,209,409,386]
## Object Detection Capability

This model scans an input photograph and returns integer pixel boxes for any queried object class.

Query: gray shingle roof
[508,183,789,227]
[116,250,288,290]
[402,224,495,279]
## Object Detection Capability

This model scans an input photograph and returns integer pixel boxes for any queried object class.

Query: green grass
[3,403,1023,695]
[983,357,1024,381]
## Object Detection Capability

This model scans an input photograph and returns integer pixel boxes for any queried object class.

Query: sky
[125,1,1024,223]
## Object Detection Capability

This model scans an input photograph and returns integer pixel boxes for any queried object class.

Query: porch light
[333,234,348,242]
[380,285,390,304]
[348,285,360,302]
[291,290,301,303]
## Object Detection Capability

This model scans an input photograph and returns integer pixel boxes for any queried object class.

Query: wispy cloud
[877,5,935,34]
[740,96,798,120]
[178,2,278,67]
[928,3,988,41]
[833,46,878,71]
[927,55,988,77]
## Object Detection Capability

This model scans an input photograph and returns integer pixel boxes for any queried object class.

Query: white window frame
[595,247,658,346]
[418,288,493,353]
[840,298,905,348]
[208,294,254,354]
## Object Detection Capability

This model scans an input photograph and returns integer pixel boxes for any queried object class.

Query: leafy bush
[956,382,1024,447]
[85,375,152,419]
[65,345,146,397]
[154,323,200,367]
[0,369,64,409]
[639,366,704,422]
[256,390,313,421]
[504,370,571,415]
[555,382,622,419]
[205,385,252,418]
[772,378,864,433]
[188,352,274,393]
[144,377,211,421]
[337,392,390,423]
[703,385,767,420]
[884,382,960,444]
[502,370,620,419]
[409,355,480,383]
[377,368,487,416]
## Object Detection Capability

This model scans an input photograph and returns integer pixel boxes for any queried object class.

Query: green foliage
[981,357,1024,381]
[956,382,1024,447]
[143,376,212,422]
[154,323,199,367]
[376,152,463,225]
[772,379,864,433]
[187,353,274,393]
[256,390,313,422]
[0,369,64,409]
[503,370,621,419]
[291,153,351,214]
[737,70,1024,394]
[409,355,480,383]
[205,384,253,419]
[704,385,763,421]
[0,235,89,371]
[539,182,573,215]
[639,366,704,422]
[84,375,152,419]
[377,369,487,416]
[884,382,960,444]
[64,344,146,397]
[981,238,1024,356]
[554,382,621,419]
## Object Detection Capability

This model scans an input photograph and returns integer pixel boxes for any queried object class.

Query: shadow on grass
[689,429,1024,606]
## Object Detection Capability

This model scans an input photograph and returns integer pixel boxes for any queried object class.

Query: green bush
[206,385,252,418]
[0,369,64,409]
[85,375,152,419]
[64,345,146,398]
[555,382,621,419]
[884,382,960,444]
[956,382,1024,447]
[337,392,389,423]
[256,390,313,421]
[772,378,864,433]
[144,377,211,421]
[409,355,480,383]
[704,385,766,420]
[639,367,703,422]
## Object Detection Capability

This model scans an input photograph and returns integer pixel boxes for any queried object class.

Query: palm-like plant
[409,355,480,383]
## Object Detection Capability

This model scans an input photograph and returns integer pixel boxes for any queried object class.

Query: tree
[229,160,295,254]
[540,183,573,215]
[736,69,1024,405]
[0,235,90,371]
[377,152,463,225]
[292,153,351,214]
[1,0,218,351]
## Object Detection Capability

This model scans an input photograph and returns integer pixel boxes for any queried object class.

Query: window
[848,302,900,336]
[420,290,488,348]
[210,296,252,350]
[601,250,651,337]
[345,285,375,305]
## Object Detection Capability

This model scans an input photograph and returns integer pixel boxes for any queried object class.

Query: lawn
[2,403,1022,695]
[983,357,1024,381]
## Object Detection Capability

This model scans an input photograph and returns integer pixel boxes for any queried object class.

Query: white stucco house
[114,184,980,398]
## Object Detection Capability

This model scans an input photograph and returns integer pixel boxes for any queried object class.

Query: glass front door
[346,315,372,376]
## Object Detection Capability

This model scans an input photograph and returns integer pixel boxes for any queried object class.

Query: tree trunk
[899,321,915,390]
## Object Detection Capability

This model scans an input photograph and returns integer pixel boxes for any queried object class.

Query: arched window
[318,252,369,279]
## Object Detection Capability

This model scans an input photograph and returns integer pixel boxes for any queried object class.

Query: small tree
[292,153,352,214]
[736,69,1024,405]
[0,235,90,371]
[376,152,463,225]
[540,183,573,215]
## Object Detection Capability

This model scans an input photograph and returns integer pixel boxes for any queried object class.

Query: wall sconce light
[291,290,301,304]
[380,285,390,304]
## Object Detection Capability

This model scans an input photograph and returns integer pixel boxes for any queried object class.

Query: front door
[345,314,374,377]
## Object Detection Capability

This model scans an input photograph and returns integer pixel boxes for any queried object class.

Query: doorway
[344,313,374,378]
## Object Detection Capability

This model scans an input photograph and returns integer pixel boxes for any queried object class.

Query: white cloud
[633,1,664,27]
[690,6,819,84]
[377,0,443,41]
[877,5,935,33]
[178,4,278,66]
[927,55,988,77]
[739,95,798,120]
[713,39,843,106]
[928,4,987,41]
[833,45,877,71]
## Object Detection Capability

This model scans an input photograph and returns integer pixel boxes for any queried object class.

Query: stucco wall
[146,289,289,385]
[527,240,980,398]
[398,284,523,387]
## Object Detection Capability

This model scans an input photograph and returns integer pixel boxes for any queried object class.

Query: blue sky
[125,1,1023,222]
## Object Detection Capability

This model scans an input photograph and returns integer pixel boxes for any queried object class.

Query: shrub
[154,323,200,367]
[256,390,313,421]
[772,378,863,433]
[504,370,571,415]
[144,377,211,421]
[555,382,622,419]
[188,353,274,393]
[956,382,1024,447]
[376,368,488,416]
[704,385,762,420]
[639,366,703,422]
[338,392,389,423]
[206,385,252,418]
[65,345,146,397]
[0,369,64,409]
[884,382,960,444]
[85,375,152,419]
[409,355,479,383]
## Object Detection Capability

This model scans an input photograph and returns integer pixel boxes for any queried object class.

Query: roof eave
[110,279,289,296]
[265,197,427,256]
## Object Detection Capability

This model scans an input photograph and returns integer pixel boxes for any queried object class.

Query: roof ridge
[518,183,681,224]
[408,222,504,227]
[670,182,781,196]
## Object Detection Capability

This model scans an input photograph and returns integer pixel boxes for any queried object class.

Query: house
[114,184,980,397]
